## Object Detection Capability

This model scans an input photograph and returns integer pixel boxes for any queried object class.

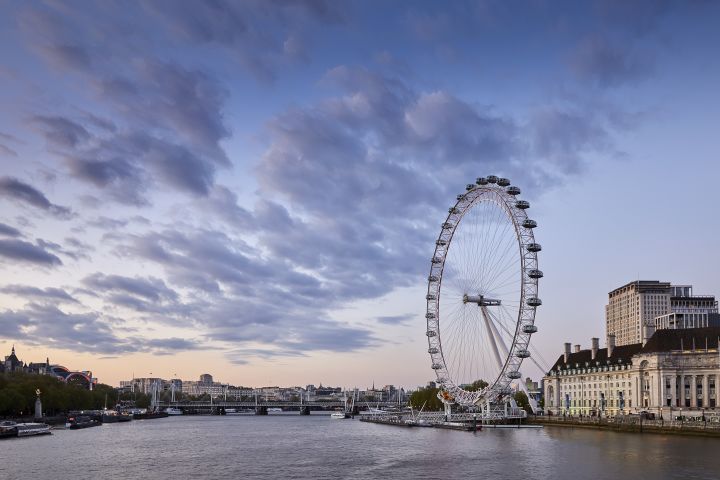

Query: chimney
[564,343,571,364]
[607,334,616,357]
[591,338,599,360]
[574,344,581,353]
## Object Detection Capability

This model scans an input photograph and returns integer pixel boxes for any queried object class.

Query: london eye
[425,176,541,410]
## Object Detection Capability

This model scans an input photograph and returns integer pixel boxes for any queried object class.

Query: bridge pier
[255,406,268,415]
[299,406,310,415]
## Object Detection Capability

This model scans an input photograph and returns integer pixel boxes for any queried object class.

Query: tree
[464,379,489,392]
[409,385,443,411]
[514,391,531,413]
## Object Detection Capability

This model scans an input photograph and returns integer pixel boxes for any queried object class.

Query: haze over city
[1,0,719,389]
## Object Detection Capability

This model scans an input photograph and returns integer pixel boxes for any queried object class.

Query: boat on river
[133,410,169,420]
[68,415,100,429]
[165,407,183,416]
[16,423,52,436]
[1,421,51,438]
[330,411,350,419]
[0,421,18,438]
[101,410,122,423]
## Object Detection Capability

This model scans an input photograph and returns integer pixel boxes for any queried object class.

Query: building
[181,374,227,398]
[543,328,720,418]
[119,377,164,395]
[2,345,24,373]
[606,281,718,346]
[654,288,719,331]
[2,346,95,389]
[606,281,672,346]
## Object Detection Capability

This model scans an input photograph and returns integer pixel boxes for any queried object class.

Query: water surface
[2,414,717,479]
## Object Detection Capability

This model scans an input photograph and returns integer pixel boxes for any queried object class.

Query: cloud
[0,144,18,157]
[376,314,415,326]
[570,36,653,88]
[141,0,344,82]
[30,115,91,148]
[0,238,62,266]
[0,176,73,218]
[0,303,201,355]
[82,273,179,303]
[0,223,21,238]
[0,284,78,304]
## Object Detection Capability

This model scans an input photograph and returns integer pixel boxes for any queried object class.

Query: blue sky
[0,0,719,388]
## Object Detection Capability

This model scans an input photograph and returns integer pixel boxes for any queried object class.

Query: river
[1,413,717,479]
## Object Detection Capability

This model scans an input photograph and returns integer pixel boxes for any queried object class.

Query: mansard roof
[549,343,642,373]
[639,327,720,354]
[548,327,720,374]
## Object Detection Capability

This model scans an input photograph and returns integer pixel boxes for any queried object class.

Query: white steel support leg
[485,307,538,414]
[481,306,505,371]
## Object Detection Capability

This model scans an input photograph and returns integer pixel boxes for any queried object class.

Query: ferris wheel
[425,175,541,408]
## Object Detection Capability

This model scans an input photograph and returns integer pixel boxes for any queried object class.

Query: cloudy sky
[0,1,719,388]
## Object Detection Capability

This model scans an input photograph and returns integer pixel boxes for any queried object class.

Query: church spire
[11,344,15,355]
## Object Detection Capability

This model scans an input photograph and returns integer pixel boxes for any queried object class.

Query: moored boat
[133,410,169,420]
[15,423,51,437]
[101,410,121,423]
[68,415,100,429]
[165,407,183,416]
[117,412,133,422]
[0,421,18,439]
[330,411,350,420]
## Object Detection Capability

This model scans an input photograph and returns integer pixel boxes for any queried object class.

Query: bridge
[157,400,404,415]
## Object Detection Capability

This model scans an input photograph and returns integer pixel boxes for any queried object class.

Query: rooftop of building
[609,280,671,296]
[640,327,720,353]
[548,327,720,373]
[549,343,642,372]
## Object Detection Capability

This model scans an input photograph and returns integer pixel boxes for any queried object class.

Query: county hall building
[543,281,720,418]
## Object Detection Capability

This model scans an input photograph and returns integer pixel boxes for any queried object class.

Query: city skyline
[1,1,720,388]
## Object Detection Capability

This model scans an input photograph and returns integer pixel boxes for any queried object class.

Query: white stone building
[543,328,720,418]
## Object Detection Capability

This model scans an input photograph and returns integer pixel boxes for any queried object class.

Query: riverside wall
[528,415,720,437]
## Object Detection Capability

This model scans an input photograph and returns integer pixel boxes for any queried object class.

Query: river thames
[2,414,717,479]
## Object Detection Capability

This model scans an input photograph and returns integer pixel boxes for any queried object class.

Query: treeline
[0,372,118,416]
[409,380,533,413]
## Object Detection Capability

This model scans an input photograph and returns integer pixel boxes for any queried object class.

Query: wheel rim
[426,177,540,406]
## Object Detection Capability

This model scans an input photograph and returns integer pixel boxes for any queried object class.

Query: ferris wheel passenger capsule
[526,243,542,252]
[506,186,521,196]
[476,177,488,185]
[426,294,436,300]
[515,349,531,358]
[526,297,542,307]
[442,222,453,229]
[506,371,522,379]
[426,330,437,337]
[486,175,498,183]
[428,275,439,282]
[522,219,537,229]
[431,257,442,264]
[497,178,510,187]
[466,184,476,191]
[431,363,442,370]
[426,312,436,319]
[522,324,538,334]
[448,207,460,214]
[428,347,439,354]
[528,269,544,279]
[456,194,464,200]
[515,200,530,209]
